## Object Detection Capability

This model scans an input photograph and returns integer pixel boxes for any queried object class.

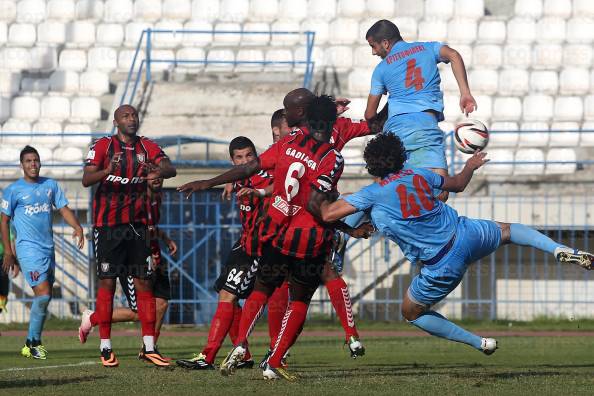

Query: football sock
[27,294,51,342]
[96,288,114,341]
[268,301,308,368]
[229,304,251,360]
[236,290,268,346]
[267,281,289,349]
[136,290,156,351]
[90,311,98,327]
[410,311,482,350]
[510,223,563,254]
[326,277,359,341]
[202,301,234,364]
[100,338,111,351]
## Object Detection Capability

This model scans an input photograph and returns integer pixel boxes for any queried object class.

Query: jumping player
[82,104,176,367]
[1,145,84,359]
[311,133,594,354]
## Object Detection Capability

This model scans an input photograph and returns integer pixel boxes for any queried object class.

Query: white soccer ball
[454,119,489,154]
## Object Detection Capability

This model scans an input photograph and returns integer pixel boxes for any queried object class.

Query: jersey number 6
[396,175,434,219]
[285,162,306,202]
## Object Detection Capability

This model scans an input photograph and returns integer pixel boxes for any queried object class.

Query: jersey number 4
[396,175,434,219]
[405,59,425,91]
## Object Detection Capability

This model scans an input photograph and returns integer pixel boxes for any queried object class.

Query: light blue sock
[27,295,51,342]
[510,223,563,254]
[410,311,482,350]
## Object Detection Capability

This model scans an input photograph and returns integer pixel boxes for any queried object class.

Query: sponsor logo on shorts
[24,203,51,216]
[101,262,110,273]
[272,196,301,217]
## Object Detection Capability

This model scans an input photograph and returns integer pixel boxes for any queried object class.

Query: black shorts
[257,242,324,290]
[94,224,152,280]
[214,242,260,299]
[120,263,171,312]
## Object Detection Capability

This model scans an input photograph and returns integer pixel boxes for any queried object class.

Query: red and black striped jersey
[147,191,163,267]
[328,117,372,152]
[259,130,344,259]
[234,170,273,257]
[84,135,168,227]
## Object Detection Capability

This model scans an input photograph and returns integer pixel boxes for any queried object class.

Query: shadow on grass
[0,375,107,389]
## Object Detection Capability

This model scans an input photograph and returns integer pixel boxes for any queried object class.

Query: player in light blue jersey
[310,134,594,355]
[364,19,477,201]
[1,145,84,359]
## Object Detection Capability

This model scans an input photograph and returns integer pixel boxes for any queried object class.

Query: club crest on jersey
[30,271,40,282]
[101,262,110,273]
[272,196,302,216]
[136,153,145,163]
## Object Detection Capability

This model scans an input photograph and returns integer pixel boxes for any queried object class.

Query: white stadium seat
[493,97,522,121]
[443,94,461,122]
[0,22,6,45]
[425,0,453,19]
[34,146,54,163]
[270,21,301,46]
[308,0,335,19]
[175,47,205,72]
[293,46,323,74]
[472,45,502,68]
[0,1,17,23]
[153,20,184,48]
[47,0,75,21]
[348,68,372,97]
[471,95,492,121]
[502,44,532,69]
[41,96,70,121]
[483,149,514,175]
[63,123,92,146]
[8,24,36,47]
[506,18,536,44]
[213,22,241,46]
[66,21,95,47]
[562,44,593,67]
[265,49,293,71]
[302,20,328,45]
[87,47,117,72]
[418,18,447,42]
[324,46,353,72]
[477,19,506,44]
[206,49,235,72]
[2,47,32,70]
[125,22,153,47]
[75,0,103,20]
[573,0,594,17]
[488,122,519,147]
[134,0,162,22]
[30,47,58,70]
[337,0,365,17]
[0,97,9,122]
[0,145,20,177]
[544,0,571,18]
[546,148,577,174]
[392,17,417,41]
[149,49,174,71]
[354,46,379,68]
[585,95,594,120]
[2,119,32,145]
[566,18,594,43]
[523,95,554,121]
[96,24,124,47]
[519,122,550,146]
[11,97,40,120]
[498,69,529,95]
[395,0,424,18]
[250,0,279,22]
[366,0,394,17]
[21,77,49,93]
[581,121,594,146]
[52,146,84,178]
[235,49,264,72]
[469,69,498,95]
[329,18,359,45]
[79,71,109,96]
[530,70,558,94]
[104,0,133,23]
[447,18,477,44]
[17,0,46,23]
[219,0,249,22]
[532,44,563,69]
[49,70,79,93]
[0,71,20,95]
[554,96,583,121]
[181,21,212,47]
[163,0,191,21]
[454,0,484,19]
[536,17,566,44]
[32,121,62,148]
[559,68,589,95]
[549,122,581,147]
[438,65,458,93]
[515,0,543,18]
[191,0,219,22]
[242,22,270,45]
[514,148,545,175]
[117,49,145,72]
[71,97,100,122]
[37,21,66,45]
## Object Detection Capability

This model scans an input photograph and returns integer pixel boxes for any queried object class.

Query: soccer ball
[454,119,489,154]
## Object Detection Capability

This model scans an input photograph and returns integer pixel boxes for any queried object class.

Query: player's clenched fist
[177,180,211,199]
[466,150,489,170]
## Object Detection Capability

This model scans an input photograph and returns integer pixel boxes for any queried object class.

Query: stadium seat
[535,18,566,44]
[477,19,506,44]
[425,0,453,19]
[523,95,554,121]
[506,18,536,44]
[532,44,563,69]
[41,96,70,121]
[175,47,205,71]
[235,49,264,72]
[79,71,109,96]
[307,0,335,19]
[153,20,184,48]
[49,70,79,93]
[573,0,594,17]
[341,97,366,120]
[0,71,20,95]
[248,0,278,21]
[0,97,9,122]
[206,49,235,71]
[581,121,594,146]
[265,49,293,71]
[348,68,373,97]
[75,0,103,20]
[52,146,84,178]
[163,0,191,21]
[514,148,545,175]
[62,123,91,148]
[392,17,417,41]
[519,122,550,146]
[118,49,145,72]
[0,144,20,177]
[11,97,40,120]
[17,0,46,23]
[530,70,558,94]
[71,97,100,122]
[472,45,502,68]
[337,0,365,17]
[566,18,594,43]
[181,21,212,47]
[37,21,67,45]
[545,148,577,174]
[329,18,359,45]
[418,18,447,42]
[47,0,75,21]
[549,122,581,147]
[324,46,353,72]
[134,0,162,22]
[213,22,241,46]
[493,97,522,121]
[32,121,62,148]
[469,69,498,95]
[270,21,301,46]
[354,46,379,68]
[241,22,270,45]
[149,49,174,71]
[96,24,124,47]
[21,77,49,94]
[454,0,484,19]
[30,47,58,71]
[514,0,543,18]
[447,18,477,44]
[585,95,594,120]
[301,20,328,45]
[66,21,95,47]
[2,47,32,70]
[124,22,153,47]
[498,69,529,95]
[488,122,520,147]
[219,0,249,22]
[543,0,572,17]
[395,0,424,18]
[8,24,36,47]
[471,95,492,121]
[1,119,32,144]
[483,149,514,175]
[191,0,219,22]
[442,95,460,122]
[0,22,5,45]
[554,96,583,121]
[293,46,323,74]
[0,1,16,23]
[104,0,133,23]
[562,44,592,67]
[366,0,394,17]
[87,47,117,72]
[559,68,589,95]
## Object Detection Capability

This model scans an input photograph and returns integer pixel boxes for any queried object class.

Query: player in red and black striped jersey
[82,104,176,367]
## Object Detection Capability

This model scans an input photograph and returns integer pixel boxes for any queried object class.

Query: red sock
[268,301,308,368]
[202,301,235,364]
[136,290,156,337]
[229,304,251,360]
[267,281,289,349]
[90,312,98,327]
[235,290,268,346]
[326,277,359,340]
[96,288,114,339]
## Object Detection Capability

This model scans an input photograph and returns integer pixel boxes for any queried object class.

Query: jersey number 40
[396,175,434,218]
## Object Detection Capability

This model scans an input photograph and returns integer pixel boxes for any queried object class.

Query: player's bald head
[113,104,139,136]
[283,88,315,127]
[114,104,137,119]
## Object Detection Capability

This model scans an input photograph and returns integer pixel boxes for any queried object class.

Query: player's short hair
[366,19,402,43]
[306,94,337,135]
[363,133,407,178]
[228,136,257,158]
[270,108,286,129]
[20,145,40,163]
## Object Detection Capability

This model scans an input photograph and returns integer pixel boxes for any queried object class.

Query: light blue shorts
[408,217,501,307]
[18,254,56,288]
[383,112,447,170]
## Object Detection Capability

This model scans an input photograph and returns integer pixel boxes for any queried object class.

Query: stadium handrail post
[146,28,152,83]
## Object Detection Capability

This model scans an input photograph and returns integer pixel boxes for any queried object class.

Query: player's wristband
[256,189,266,197]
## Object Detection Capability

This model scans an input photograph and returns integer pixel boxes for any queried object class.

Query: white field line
[0,361,99,372]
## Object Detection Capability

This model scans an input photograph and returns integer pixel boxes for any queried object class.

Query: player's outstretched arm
[440,45,477,116]
[308,191,373,238]
[364,94,383,122]
[58,206,84,249]
[1,214,18,277]
[236,183,273,198]
[441,151,489,193]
